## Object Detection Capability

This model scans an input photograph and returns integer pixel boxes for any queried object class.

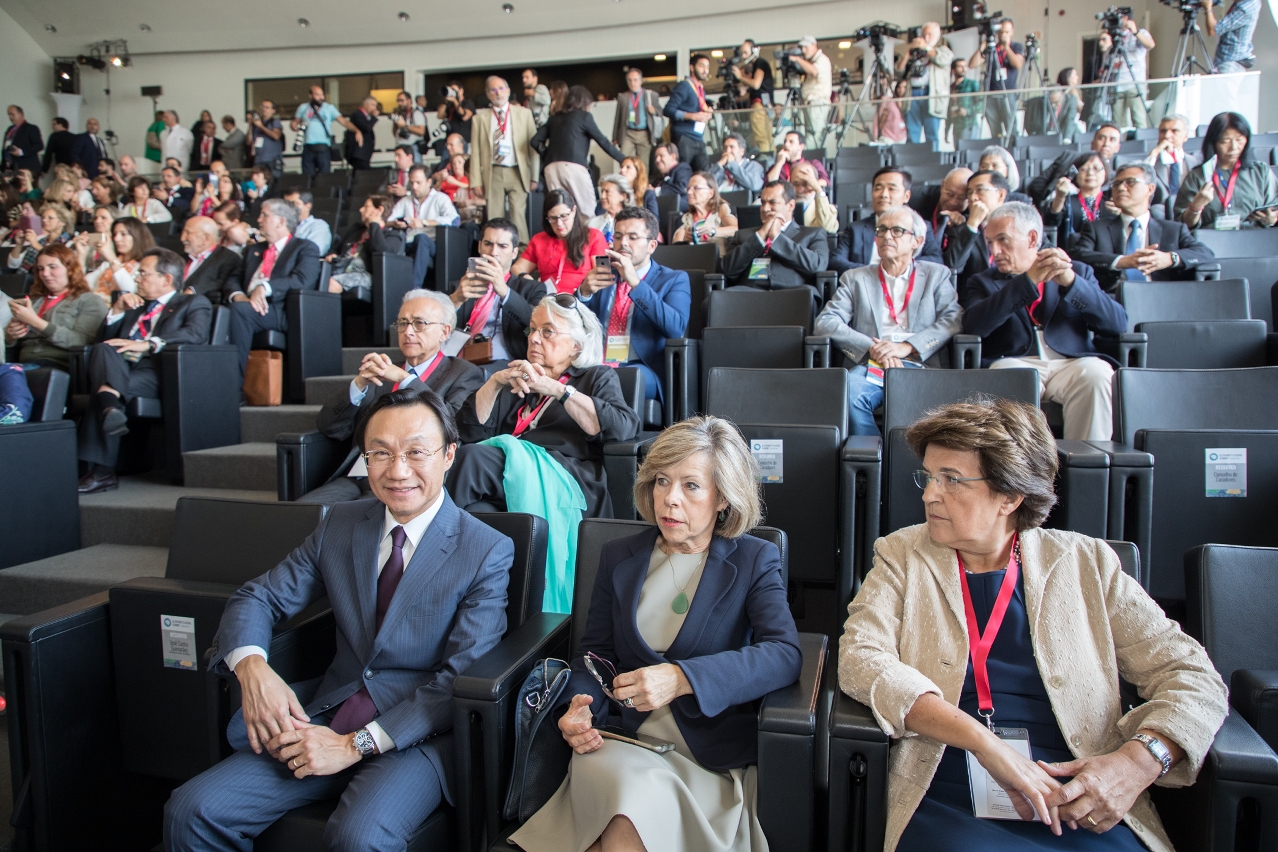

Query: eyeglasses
[583,653,624,705]
[361,446,447,468]
[391,319,445,332]
[547,211,576,223]
[913,470,988,493]
[874,226,913,239]
[1111,177,1148,190]
[968,185,999,195]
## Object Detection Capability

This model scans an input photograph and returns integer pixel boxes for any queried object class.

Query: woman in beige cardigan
[839,399,1227,852]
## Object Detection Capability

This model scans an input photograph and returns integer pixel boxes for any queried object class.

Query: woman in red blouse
[511,188,608,294]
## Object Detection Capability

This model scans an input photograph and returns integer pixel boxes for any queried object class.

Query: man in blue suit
[829,167,943,274]
[960,202,1127,442]
[662,53,713,171]
[577,207,690,403]
[71,117,109,178]
[165,388,514,851]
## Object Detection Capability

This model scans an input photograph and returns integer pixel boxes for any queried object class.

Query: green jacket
[10,291,107,370]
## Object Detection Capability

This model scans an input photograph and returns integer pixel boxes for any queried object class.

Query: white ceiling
[1,0,798,55]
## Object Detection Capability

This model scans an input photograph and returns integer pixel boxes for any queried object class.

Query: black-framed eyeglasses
[391,319,445,332]
[874,225,913,239]
[583,652,623,704]
[913,470,988,493]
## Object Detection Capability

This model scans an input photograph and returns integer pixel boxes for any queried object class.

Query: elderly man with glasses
[815,205,962,436]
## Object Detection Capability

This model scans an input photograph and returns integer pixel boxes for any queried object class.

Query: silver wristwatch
[1131,733,1171,777]
[560,384,577,401]
[353,727,377,757]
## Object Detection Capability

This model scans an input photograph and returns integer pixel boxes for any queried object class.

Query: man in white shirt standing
[159,110,194,173]
[388,165,460,288]
[793,35,833,149]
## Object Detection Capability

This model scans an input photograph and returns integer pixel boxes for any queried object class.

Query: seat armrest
[67,345,89,395]
[1206,708,1278,785]
[829,689,890,742]
[706,273,726,291]
[275,430,349,501]
[842,436,883,593]
[1051,439,1110,539]
[816,271,837,306]
[664,338,699,426]
[603,435,660,520]
[760,633,827,736]
[841,435,882,464]
[453,613,571,703]
[1084,440,1154,575]
[950,334,981,370]
[1267,333,1278,366]
[804,336,831,368]
[1194,262,1222,281]
[1095,332,1147,368]
[1232,669,1278,754]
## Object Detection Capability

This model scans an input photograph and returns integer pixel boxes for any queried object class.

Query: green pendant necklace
[668,553,693,614]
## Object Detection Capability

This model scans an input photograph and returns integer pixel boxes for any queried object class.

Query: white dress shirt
[226,488,446,754]
[490,105,517,168]
[160,124,194,168]
[104,287,176,333]
[247,236,291,297]
[875,264,911,341]
[389,190,460,240]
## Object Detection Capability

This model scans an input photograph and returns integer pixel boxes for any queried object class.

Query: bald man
[180,216,243,305]
[344,96,381,171]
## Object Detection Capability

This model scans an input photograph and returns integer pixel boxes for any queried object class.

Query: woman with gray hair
[587,173,634,242]
[510,415,802,852]
[839,398,1227,852]
[978,145,1023,194]
[452,293,641,518]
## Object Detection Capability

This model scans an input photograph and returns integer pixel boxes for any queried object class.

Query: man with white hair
[896,22,953,145]
[960,201,1127,441]
[159,110,194,172]
[179,215,241,305]
[302,289,484,503]
[1146,113,1202,216]
[815,205,963,435]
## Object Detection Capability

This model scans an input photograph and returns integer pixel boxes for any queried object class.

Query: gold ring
[1087,816,1097,827]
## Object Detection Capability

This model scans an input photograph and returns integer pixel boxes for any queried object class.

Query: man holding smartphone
[449,218,547,364]
[388,165,460,288]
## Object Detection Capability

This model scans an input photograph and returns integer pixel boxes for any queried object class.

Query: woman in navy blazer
[511,416,801,852]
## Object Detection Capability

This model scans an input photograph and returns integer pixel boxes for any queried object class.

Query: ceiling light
[710,50,723,58]
[297,17,309,27]
[398,11,410,21]
[43,24,56,32]
[502,3,514,11]
[654,54,666,61]
[139,23,152,32]
[838,40,852,49]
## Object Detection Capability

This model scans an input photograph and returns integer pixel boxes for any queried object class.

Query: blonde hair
[634,417,763,539]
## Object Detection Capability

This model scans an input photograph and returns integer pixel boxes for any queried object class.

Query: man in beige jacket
[897,22,953,145]
[469,76,539,245]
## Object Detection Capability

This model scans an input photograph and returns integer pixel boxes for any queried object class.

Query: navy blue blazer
[564,528,802,771]
[228,236,322,303]
[829,217,944,274]
[663,79,706,140]
[578,260,691,401]
[960,261,1128,367]
[71,132,106,177]
[209,495,514,802]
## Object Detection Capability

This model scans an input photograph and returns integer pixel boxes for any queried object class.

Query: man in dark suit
[227,198,322,377]
[3,105,43,177]
[830,167,944,274]
[157,166,195,223]
[41,117,75,174]
[960,201,1127,441]
[180,216,242,305]
[652,143,693,212]
[449,218,548,364]
[578,207,690,403]
[165,388,514,851]
[1073,162,1214,294]
[344,96,380,171]
[722,180,830,303]
[71,117,109,178]
[77,247,213,494]
[304,290,484,504]
[943,170,1010,288]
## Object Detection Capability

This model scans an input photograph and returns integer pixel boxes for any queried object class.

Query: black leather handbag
[503,657,573,824]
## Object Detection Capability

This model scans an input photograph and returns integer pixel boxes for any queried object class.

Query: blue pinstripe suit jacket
[209,493,513,800]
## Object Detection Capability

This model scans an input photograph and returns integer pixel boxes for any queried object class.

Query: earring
[717,509,728,523]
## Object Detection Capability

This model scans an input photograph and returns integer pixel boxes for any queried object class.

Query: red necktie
[259,243,280,280]
[607,280,633,338]
[330,525,407,735]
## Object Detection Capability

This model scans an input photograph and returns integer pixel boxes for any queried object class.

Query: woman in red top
[511,188,608,294]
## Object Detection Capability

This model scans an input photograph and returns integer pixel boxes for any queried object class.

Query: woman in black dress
[532,85,626,217]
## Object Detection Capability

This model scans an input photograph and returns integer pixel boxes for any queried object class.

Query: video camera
[716,54,743,82]
[1095,6,1133,37]
[852,21,906,53]
[976,12,1007,49]
[1158,0,1206,13]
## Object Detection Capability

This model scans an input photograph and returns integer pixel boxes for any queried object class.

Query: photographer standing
[968,18,1024,143]
[948,59,983,142]
[1098,12,1154,130]
[896,22,953,145]
[247,100,284,179]
[438,81,476,146]
[1204,0,1261,73]
[792,35,833,149]
[390,90,428,162]
[729,39,776,152]
[290,86,344,176]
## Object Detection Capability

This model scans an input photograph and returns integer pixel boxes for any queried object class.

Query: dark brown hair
[29,243,91,300]
[112,216,155,262]
[542,188,589,267]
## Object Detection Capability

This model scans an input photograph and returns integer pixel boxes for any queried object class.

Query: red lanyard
[494,106,509,137]
[185,250,210,277]
[411,196,430,221]
[692,80,707,111]
[133,300,165,338]
[1213,161,1241,211]
[393,351,444,391]
[957,533,1020,727]
[465,280,503,335]
[630,93,642,113]
[512,374,571,436]
[1079,194,1101,223]
[37,292,67,318]
[996,46,1008,67]
[1026,281,1046,326]
[877,264,916,327]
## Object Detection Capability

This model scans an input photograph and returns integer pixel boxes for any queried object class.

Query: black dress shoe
[102,406,129,437]
[78,469,119,494]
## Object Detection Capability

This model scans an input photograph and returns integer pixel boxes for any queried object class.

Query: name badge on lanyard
[605,334,631,363]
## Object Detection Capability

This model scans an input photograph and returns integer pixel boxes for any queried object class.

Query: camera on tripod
[1158,0,1204,13]
[716,55,742,82]
[1095,6,1133,37]
[852,21,906,52]
[976,13,1007,49]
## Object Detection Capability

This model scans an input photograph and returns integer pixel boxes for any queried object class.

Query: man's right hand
[968,199,990,229]
[113,292,144,313]
[354,351,397,390]
[580,265,616,297]
[687,110,712,122]
[451,273,492,306]
[234,654,309,755]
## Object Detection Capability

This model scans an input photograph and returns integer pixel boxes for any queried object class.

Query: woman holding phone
[5,243,107,370]
[83,217,155,301]
[510,189,609,294]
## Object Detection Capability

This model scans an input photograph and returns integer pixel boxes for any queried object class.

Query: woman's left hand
[1251,207,1278,227]
[611,663,692,712]
[1039,744,1163,832]
[505,359,563,399]
[9,298,40,326]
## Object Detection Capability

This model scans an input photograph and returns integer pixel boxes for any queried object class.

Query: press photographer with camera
[968,18,1024,142]
[896,22,953,145]
[790,36,832,148]
[290,86,347,176]
[246,100,284,178]
[1096,9,1154,130]
[728,39,776,151]
[1202,0,1260,72]
[390,91,428,161]
[438,81,476,146]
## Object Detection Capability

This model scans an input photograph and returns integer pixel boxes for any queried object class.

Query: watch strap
[1131,733,1171,777]
[353,727,377,757]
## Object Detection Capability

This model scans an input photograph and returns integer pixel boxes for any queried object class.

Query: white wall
[0,4,54,132]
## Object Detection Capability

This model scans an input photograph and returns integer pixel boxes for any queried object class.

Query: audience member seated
[916,167,973,252]
[792,162,839,234]
[1091,121,1123,175]
[7,203,74,272]
[620,156,660,219]
[0,360,33,424]
[875,81,908,144]
[586,174,634,242]
[450,217,549,366]
[1041,152,1110,249]
[532,84,625,217]
[180,216,241,305]
[226,199,322,381]
[722,180,829,303]
[213,201,252,253]
[450,294,641,518]
[430,133,467,179]
[943,170,1010,287]
[325,195,404,294]
[1146,113,1199,218]
[306,290,484,504]
[190,164,239,219]
[653,143,693,212]
[1074,162,1214,294]
[4,244,107,370]
[815,206,963,436]
[511,188,609,294]
[766,129,830,188]
[960,202,1126,441]
[438,155,470,207]
[76,248,213,495]
[243,164,281,219]
[388,165,460,290]
[72,205,120,272]
[84,216,154,301]
[710,133,764,198]
[383,145,415,200]
[165,388,515,851]
[123,177,172,224]
[1176,110,1278,230]
[89,175,122,211]
[672,172,739,248]
[511,415,801,852]
[839,397,1227,852]
[578,206,691,403]
[977,145,1030,202]
[831,167,943,274]
[284,189,333,256]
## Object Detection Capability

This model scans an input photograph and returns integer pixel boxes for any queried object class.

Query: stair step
[306,374,354,405]
[182,442,277,491]
[0,544,169,615]
[240,404,322,443]
[342,346,400,374]
[79,472,277,547]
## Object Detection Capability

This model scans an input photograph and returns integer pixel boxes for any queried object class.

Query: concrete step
[79,472,277,548]
[342,346,400,374]
[182,442,276,491]
[306,375,354,405]
[0,544,168,615]
[240,405,322,442]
